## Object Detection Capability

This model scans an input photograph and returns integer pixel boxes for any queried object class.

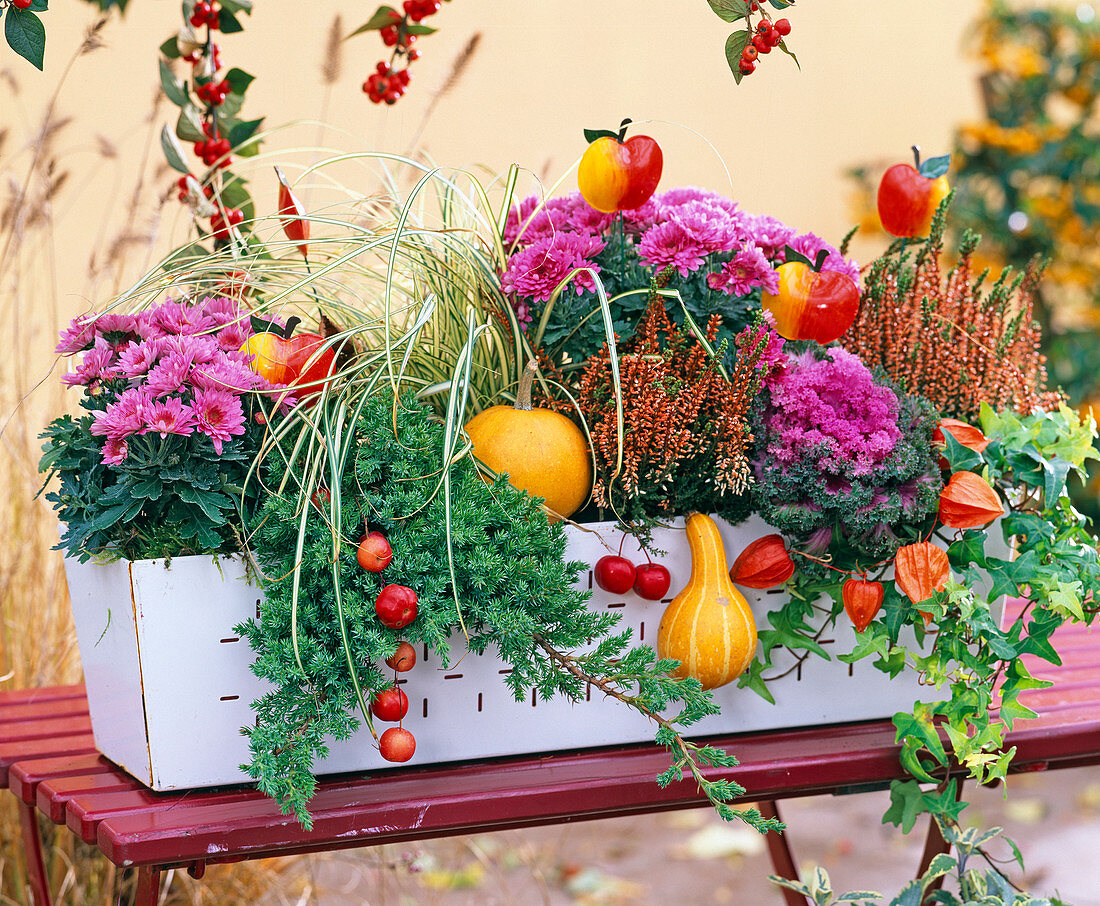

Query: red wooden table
[4,605,1100,906]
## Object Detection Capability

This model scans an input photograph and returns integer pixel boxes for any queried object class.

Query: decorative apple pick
[761,246,860,344]
[577,118,663,213]
[275,165,310,257]
[877,146,951,238]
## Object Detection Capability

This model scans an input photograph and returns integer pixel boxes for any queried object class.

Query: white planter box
[65,515,1005,791]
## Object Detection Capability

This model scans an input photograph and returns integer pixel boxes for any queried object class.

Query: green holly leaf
[219,0,253,13]
[223,66,254,94]
[227,116,264,154]
[217,7,244,32]
[30,0,48,10]
[160,34,182,59]
[175,103,206,142]
[5,7,45,70]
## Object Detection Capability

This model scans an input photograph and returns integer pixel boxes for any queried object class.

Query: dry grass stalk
[322,15,343,86]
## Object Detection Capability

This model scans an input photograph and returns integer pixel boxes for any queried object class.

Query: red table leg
[134,867,161,906]
[759,800,809,906]
[17,800,52,906]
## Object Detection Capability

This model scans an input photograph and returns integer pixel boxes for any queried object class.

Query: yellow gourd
[657,513,758,690]
[464,360,592,519]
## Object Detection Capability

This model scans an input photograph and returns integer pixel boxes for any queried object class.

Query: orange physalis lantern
[729,534,795,589]
[938,471,1004,529]
[894,541,950,622]
[842,578,884,632]
[275,166,309,257]
[933,418,989,468]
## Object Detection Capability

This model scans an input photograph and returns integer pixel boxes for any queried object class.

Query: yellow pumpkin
[464,360,592,519]
[657,513,757,690]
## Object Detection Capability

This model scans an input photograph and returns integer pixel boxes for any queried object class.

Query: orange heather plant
[577,277,781,531]
[841,213,1063,422]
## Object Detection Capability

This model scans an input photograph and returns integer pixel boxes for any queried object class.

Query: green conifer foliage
[239,391,777,831]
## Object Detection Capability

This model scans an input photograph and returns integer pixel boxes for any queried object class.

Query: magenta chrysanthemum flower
[55,318,97,355]
[636,220,711,276]
[745,214,798,259]
[707,244,779,296]
[101,437,130,466]
[199,295,244,326]
[91,389,150,440]
[499,233,605,302]
[62,337,119,387]
[765,348,900,476]
[117,338,164,378]
[144,351,195,397]
[142,397,196,439]
[154,300,216,336]
[190,387,245,454]
[191,358,269,394]
[216,320,250,352]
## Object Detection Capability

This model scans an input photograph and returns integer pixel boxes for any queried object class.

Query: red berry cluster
[189,1,220,29]
[175,174,215,202]
[209,207,244,240]
[361,0,443,105]
[193,135,232,167]
[197,78,232,106]
[363,61,412,105]
[739,17,791,76]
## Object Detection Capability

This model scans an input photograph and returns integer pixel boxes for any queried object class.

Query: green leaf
[218,8,244,32]
[160,125,191,174]
[583,128,620,144]
[777,38,800,69]
[160,34,182,59]
[768,0,793,7]
[219,0,253,13]
[404,23,437,35]
[227,116,264,152]
[346,6,399,38]
[942,430,984,472]
[5,7,45,70]
[1042,455,1073,504]
[724,29,751,83]
[175,104,206,142]
[893,705,947,764]
[707,0,751,23]
[30,0,48,10]
[159,57,189,107]
[921,851,957,884]
[889,879,924,906]
[918,153,951,179]
[223,66,254,94]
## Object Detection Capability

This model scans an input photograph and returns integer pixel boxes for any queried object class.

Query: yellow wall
[5,0,985,324]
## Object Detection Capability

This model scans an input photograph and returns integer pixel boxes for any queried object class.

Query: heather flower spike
[275,166,310,257]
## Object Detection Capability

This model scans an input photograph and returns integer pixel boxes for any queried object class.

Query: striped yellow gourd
[657,513,758,690]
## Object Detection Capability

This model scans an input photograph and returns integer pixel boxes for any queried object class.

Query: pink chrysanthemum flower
[707,244,779,296]
[499,233,605,302]
[62,337,119,388]
[55,318,97,355]
[142,397,196,439]
[101,437,130,466]
[199,295,243,326]
[636,220,709,276]
[154,300,216,336]
[190,387,245,454]
[216,320,250,352]
[144,350,195,397]
[117,338,164,378]
[191,358,269,394]
[91,389,150,440]
[744,214,798,259]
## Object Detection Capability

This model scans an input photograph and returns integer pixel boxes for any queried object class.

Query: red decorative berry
[357,531,393,572]
[756,20,770,33]
[12,0,35,8]
[633,563,671,601]
[385,641,417,672]
[752,35,772,54]
[767,27,781,46]
[379,727,416,763]
[775,17,792,35]
[594,555,636,595]
[742,45,758,63]
[375,584,418,629]
[739,59,756,75]
[370,686,409,722]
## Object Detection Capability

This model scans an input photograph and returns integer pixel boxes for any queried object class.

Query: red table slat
[0,685,84,706]
[0,697,89,725]
[0,735,98,787]
[39,772,145,826]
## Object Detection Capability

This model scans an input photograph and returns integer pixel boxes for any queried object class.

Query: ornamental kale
[39,296,282,562]
[501,187,859,368]
[751,347,942,565]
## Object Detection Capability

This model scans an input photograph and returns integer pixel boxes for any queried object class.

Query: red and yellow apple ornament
[577,119,663,213]
[761,248,860,344]
[877,146,951,238]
